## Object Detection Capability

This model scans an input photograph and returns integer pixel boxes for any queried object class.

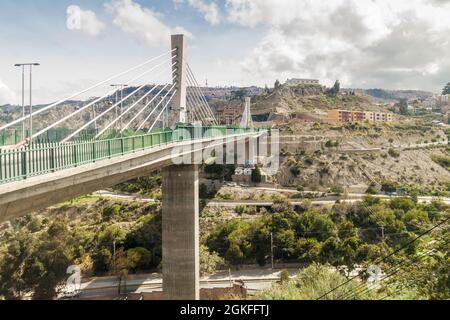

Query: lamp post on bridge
[14,63,40,144]
[110,84,128,132]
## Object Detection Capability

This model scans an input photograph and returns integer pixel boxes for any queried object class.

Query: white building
[285,78,320,86]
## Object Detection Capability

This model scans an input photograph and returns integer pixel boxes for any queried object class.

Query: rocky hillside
[250,84,390,122]
[275,121,450,194]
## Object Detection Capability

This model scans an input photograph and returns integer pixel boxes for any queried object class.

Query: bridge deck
[0,125,265,185]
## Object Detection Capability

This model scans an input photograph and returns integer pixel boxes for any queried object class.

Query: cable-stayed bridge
[0,35,275,300]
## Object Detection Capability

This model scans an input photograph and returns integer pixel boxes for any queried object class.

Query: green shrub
[102,204,121,221]
[388,148,400,158]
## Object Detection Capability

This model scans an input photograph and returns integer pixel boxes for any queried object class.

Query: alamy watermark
[66,5,82,31]
[65,265,81,297]
[366,264,382,290]
[170,127,280,175]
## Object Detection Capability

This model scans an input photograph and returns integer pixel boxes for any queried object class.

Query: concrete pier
[162,164,200,300]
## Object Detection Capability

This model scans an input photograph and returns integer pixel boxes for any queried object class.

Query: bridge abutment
[162,164,200,300]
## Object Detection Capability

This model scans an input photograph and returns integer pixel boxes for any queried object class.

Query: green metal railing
[0,125,265,184]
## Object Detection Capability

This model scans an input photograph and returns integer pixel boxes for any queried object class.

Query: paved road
[65,268,298,300]
[94,189,450,207]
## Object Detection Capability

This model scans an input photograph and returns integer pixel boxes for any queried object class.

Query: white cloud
[105,0,191,47]
[0,79,17,105]
[224,0,450,90]
[66,5,105,37]
[175,0,221,26]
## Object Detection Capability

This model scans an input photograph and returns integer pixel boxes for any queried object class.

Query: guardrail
[0,125,266,184]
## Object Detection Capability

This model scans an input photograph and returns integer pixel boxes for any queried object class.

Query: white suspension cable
[147,90,177,134]
[186,87,211,125]
[186,95,201,123]
[0,49,177,132]
[26,57,176,145]
[186,74,212,122]
[186,76,214,125]
[121,79,175,133]
[189,71,217,125]
[62,68,176,143]
[136,83,177,132]
[186,72,217,126]
[186,93,206,124]
[96,66,177,138]
[186,64,218,125]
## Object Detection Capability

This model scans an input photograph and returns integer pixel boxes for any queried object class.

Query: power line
[341,235,449,300]
[316,216,449,300]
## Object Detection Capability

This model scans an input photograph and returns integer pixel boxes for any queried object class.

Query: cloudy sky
[1,0,450,105]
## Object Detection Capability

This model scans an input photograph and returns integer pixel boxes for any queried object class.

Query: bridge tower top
[170,34,188,127]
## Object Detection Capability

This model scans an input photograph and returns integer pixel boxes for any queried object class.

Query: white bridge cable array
[136,83,177,132]
[95,65,177,138]
[186,64,218,125]
[0,49,177,133]
[147,89,178,134]
[186,94,203,124]
[186,88,212,125]
[185,72,215,125]
[30,56,177,145]
[186,72,214,124]
[121,78,175,133]
[61,59,177,143]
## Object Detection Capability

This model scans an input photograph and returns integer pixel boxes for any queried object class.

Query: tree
[381,180,398,194]
[200,245,224,276]
[398,99,409,115]
[274,79,281,90]
[295,238,321,263]
[231,89,248,101]
[296,209,336,242]
[115,247,152,273]
[199,183,209,199]
[327,80,340,96]
[442,82,450,95]
[365,183,378,195]
[251,166,262,184]
[102,204,121,222]
[92,248,112,274]
[22,221,75,300]
[256,263,377,300]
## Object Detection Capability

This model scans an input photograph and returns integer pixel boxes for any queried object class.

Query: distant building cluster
[328,110,394,123]
[216,105,244,125]
[439,94,449,104]
[285,78,320,86]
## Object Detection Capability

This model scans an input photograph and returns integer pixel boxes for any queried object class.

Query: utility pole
[113,241,117,275]
[14,63,39,144]
[92,104,98,132]
[110,84,128,131]
[270,232,274,270]
[380,225,385,240]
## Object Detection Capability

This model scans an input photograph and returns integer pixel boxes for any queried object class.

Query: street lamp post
[14,63,40,144]
[110,84,128,131]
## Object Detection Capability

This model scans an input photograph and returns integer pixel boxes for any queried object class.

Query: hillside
[276,121,450,194]
[250,84,390,122]
[363,89,434,102]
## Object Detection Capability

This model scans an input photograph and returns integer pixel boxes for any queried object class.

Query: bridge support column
[162,164,200,300]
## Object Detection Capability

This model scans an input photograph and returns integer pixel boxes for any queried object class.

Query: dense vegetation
[0,169,448,300]
[0,198,163,300]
